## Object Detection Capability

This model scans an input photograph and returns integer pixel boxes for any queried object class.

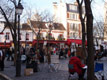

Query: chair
[94,62,104,80]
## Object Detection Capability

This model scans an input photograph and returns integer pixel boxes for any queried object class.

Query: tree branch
[80,0,84,5]
[0,6,14,36]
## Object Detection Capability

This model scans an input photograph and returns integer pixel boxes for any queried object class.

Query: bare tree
[45,13,55,64]
[76,0,94,79]
[27,10,49,48]
[76,0,87,62]
[93,21,104,46]
[84,0,94,79]
[27,10,54,63]
[0,0,23,76]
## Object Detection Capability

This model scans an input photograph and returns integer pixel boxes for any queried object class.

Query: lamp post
[15,3,24,77]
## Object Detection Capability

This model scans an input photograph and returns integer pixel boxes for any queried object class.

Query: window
[69,33,73,38]
[69,13,78,20]
[70,23,78,31]
[70,14,75,19]
[5,33,10,40]
[69,5,77,11]
[26,33,29,40]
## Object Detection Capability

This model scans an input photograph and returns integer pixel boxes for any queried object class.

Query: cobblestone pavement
[1,57,107,80]
[0,58,69,80]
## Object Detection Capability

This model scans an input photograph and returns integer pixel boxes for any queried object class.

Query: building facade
[53,1,85,39]
[0,20,66,48]
[104,1,107,41]
[0,0,85,48]
[0,21,12,48]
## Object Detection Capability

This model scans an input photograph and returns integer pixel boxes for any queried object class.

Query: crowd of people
[0,45,69,72]
[0,44,107,80]
[94,45,107,60]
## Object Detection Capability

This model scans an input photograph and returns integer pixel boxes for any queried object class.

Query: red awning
[0,45,11,48]
[67,39,87,45]
[0,43,11,48]
[32,40,67,46]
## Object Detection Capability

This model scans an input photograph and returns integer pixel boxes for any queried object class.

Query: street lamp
[15,3,24,77]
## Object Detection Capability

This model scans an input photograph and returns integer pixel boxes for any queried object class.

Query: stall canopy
[32,40,67,46]
[0,43,11,48]
[67,39,87,45]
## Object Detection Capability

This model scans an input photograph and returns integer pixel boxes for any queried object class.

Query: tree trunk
[76,0,87,62]
[81,22,87,63]
[84,0,94,80]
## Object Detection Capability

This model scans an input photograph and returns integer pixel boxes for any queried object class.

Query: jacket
[69,56,85,75]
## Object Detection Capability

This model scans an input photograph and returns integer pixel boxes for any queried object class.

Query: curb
[0,73,13,80]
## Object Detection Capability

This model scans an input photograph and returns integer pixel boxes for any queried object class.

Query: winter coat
[69,56,85,75]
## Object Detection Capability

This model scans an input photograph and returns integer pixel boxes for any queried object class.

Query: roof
[30,20,47,29]
[53,23,66,30]
[21,23,31,30]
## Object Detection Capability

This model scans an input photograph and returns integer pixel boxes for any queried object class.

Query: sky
[22,0,104,22]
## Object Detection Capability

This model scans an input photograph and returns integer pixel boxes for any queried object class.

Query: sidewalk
[0,58,69,80]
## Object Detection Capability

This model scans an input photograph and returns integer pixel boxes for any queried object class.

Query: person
[68,56,86,80]
[0,48,5,71]
[59,48,64,59]
[26,48,38,72]
[7,48,13,61]
[39,48,44,63]
[67,48,71,58]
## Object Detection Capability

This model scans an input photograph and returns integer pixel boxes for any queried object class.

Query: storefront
[32,40,67,49]
[0,42,11,48]
[67,39,87,46]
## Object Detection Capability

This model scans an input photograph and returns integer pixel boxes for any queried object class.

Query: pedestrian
[7,48,13,61]
[68,56,87,80]
[59,48,64,59]
[39,48,44,63]
[67,48,71,58]
[0,47,5,71]
[64,47,68,58]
